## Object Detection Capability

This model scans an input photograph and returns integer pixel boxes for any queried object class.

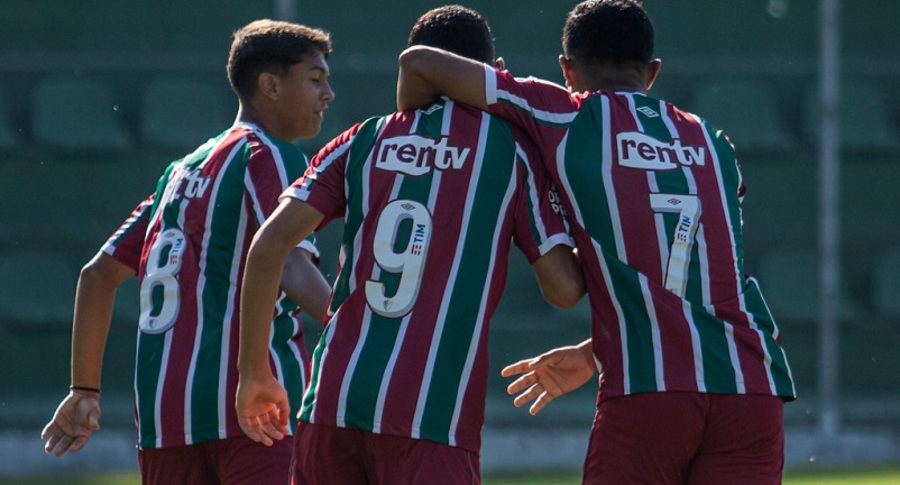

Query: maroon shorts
[292,420,480,485]
[582,392,784,485]
[138,435,292,485]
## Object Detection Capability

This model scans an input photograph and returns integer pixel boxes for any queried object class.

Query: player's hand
[236,375,291,447]
[501,341,596,415]
[41,392,101,456]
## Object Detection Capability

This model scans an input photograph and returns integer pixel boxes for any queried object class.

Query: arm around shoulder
[397,45,490,111]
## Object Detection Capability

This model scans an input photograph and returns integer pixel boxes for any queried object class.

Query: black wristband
[70,385,101,395]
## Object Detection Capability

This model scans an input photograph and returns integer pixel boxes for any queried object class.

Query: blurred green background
[1,0,899,479]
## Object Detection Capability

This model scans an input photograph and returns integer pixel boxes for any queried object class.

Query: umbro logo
[637,106,659,118]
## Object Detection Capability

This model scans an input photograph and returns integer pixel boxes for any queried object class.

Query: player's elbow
[79,252,133,289]
[398,45,434,73]
[541,280,586,310]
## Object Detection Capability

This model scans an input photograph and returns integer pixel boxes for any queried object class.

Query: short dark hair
[407,5,494,64]
[227,19,332,100]
[562,0,654,64]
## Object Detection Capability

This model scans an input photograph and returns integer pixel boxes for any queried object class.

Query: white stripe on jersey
[683,298,707,392]
[151,330,175,448]
[553,128,631,393]
[449,120,516,443]
[306,304,340,423]
[372,114,449,430]
[411,108,487,440]
[102,199,152,256]
[283,130,350,204]
[600,94,628,264]
[517,144,552,248]
[336,173,405,426]
[694,113,750,393]
[184,141,241,442]
[638,274,666,391]
[218,191,250,438]
[373,115,453,430]
[654,105,706,392]
[483,65,577,126]
[372,311,413,434]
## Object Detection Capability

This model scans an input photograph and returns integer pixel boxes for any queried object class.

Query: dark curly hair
[227,19,332,100]
[562,0,654,64]
[407,5,494,64]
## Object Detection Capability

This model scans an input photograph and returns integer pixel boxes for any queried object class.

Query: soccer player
[40,20,334,484]
[236,6,585,484]
[397,1,796,483]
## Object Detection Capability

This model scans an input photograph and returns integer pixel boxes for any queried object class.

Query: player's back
[559,89,794,399]
[295,98,567,452]
[133,123,309,448]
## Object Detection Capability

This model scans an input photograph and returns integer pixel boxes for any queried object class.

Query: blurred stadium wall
[2,0,900,477]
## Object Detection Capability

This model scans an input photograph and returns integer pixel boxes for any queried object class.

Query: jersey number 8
[139,228,186,334]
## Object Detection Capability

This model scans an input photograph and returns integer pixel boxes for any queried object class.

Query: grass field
[4,467,900,484]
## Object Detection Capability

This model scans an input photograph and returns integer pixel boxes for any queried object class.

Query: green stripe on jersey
[135,332,166,448]
[419,117,515,443]
[300,117,382,421]
[343,131,437,429]
[189,144,247,442]
[329,117,383,312]
[691,303,739,393]
[742,280,795,397]
[563,98,617,254]
[343,313,402,430]
[603,256,659,393]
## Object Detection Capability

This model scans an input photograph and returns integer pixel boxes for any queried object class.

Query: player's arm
[532,245,585,310]
[280,247,330,322]
[237,197,325,446]
[501,338,595,415]
[42,252,135,456]
[397,45,489,111]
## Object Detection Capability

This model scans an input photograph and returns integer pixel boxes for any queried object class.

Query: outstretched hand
[501,341,596,415]
[41,392,101,456]
[236,375,291,447]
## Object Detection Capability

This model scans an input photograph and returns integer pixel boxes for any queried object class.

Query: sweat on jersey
[102,122,318,449]
[281,99,573,453]
[483,66,796,402]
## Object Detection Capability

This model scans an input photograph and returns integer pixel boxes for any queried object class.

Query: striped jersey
[103,122,317,449]
[281,99,572,453]
[484,67,796,401]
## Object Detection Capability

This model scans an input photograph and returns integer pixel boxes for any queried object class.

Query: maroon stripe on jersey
[105,197,153,272]
[154,227,199,447]
[576,233,626,398]
[376,112,480,435]
[604,93,666,282]
[156,128,244,447]
[648,283,700,392]
[668,108,771,392]
[245,130,287,221]
[306,132,390,427]
[605,94,696,392]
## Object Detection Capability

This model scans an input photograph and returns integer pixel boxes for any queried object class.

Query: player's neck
[236,104,283,140]
[580,72,646,94]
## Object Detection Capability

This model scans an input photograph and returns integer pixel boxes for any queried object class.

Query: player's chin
[299,119,323,139]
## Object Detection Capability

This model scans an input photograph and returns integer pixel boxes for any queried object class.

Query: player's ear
[493,57,505,70]
[559,55,575,90]
[645,59,662,92]
[257,71,279,100]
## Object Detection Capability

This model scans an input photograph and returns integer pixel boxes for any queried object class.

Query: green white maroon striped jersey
[484,67,796,402]
[102,122,317,449]
[281,99,573,452]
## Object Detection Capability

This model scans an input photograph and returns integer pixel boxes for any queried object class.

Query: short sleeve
[102,194,154,272]
[510,135,573,264]
[281,123,363,228]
